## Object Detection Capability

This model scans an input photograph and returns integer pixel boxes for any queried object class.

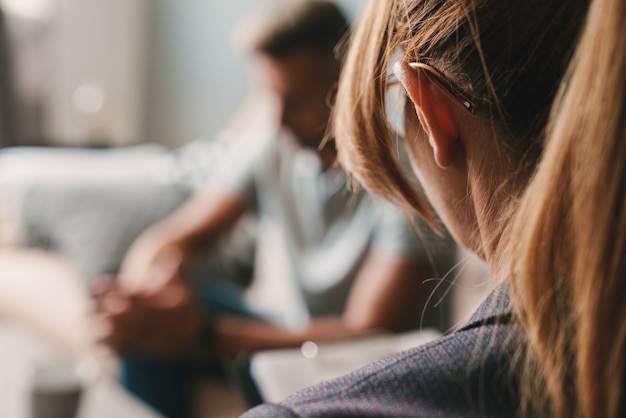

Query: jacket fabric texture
[242,282,522,418]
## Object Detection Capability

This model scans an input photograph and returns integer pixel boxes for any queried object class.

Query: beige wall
[4,1,364,148]
[144,0,364,148]
[44,0,149,146]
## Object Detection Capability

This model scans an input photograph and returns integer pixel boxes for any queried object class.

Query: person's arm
[214,252,432,357]
[93,274,205,357]
[119,185,249,291]
[95,251,431,358]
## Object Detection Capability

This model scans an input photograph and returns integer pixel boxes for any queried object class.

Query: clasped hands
[91,248,205,358]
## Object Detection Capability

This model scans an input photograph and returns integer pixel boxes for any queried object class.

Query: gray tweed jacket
[242,282,520,417]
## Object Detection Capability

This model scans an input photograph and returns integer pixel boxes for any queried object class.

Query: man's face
[255,49,338,149]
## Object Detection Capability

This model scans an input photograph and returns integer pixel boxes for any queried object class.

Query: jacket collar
[458,281,515,332]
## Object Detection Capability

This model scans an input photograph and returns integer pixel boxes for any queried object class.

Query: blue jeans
[121,280,258,418]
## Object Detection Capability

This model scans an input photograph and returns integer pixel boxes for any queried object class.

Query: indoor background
[1,0,363,149]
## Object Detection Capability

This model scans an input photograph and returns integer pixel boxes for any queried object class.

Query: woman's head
[333,0,588,251]
[335,0,625,416]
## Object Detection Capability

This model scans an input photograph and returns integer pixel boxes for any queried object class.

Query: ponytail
[512,0,626,416]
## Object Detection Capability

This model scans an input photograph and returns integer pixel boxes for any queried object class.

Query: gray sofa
[0,137,257,280]
[0,138,257,417]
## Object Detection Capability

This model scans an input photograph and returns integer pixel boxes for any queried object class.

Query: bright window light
[1,0,57,21]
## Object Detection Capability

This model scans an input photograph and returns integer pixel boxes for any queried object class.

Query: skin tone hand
[91,189,248,358]
[92,252,204,358]
[93,251,430,361]
[118,190,248,293]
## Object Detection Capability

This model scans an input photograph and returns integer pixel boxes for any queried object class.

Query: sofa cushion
[22,181,191,281]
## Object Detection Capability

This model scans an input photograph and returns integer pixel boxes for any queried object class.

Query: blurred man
[93,2,453,417]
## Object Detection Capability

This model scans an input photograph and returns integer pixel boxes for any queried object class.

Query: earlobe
[395,62,460,169]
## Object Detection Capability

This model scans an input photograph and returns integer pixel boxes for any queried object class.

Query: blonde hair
[332,0,613,416]
[512,0,626,415]
[333,0,587,226]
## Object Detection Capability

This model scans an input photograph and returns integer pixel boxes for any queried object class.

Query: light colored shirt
[214,129,430,317]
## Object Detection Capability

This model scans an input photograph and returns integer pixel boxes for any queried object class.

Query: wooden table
[0,321,163,418]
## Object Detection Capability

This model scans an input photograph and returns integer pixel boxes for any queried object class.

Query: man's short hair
[235,0,349,59]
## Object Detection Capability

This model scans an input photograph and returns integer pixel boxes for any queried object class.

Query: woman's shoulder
[243,284,522,418]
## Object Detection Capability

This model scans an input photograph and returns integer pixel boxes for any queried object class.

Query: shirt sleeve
[208,128,276,207]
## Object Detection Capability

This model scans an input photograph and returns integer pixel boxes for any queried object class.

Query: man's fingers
[134,280,191,308]
[92,280,204,357]
[95,317,135,349]
[90,275,116,297]
[149,246,184,289]
[101,293,132,315]
[90,276,118,314]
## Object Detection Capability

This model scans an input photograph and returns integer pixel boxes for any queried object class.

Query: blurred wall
[3,0,364,148]
[144,0,258,148]
[44,0,149,147]
[144,0,364,148]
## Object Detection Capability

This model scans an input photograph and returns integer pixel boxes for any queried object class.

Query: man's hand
[118,239,187,293]
[92,275,204,358]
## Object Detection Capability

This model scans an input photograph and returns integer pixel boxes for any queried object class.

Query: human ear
[394,62,460,169]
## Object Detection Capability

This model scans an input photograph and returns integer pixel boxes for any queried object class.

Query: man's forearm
[213,315,378,358]
[119,188,248,289]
